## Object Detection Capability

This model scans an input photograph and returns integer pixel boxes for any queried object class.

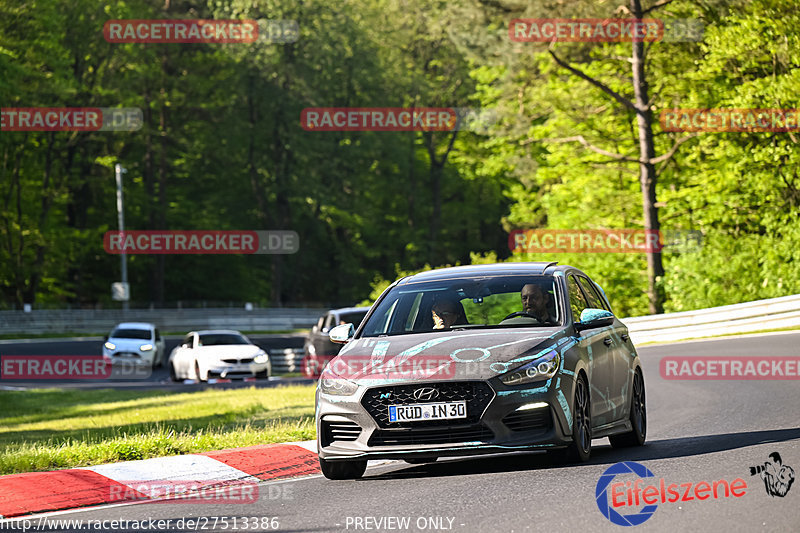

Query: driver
[520,283,555,324]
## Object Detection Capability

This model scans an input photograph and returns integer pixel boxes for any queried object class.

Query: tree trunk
[154,82,168,306]
[428,160,443,265]
[630,0,664,314]
[425,130,458,265]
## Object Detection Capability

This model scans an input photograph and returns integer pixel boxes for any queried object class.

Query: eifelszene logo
[595,461,748,526]
[596,462,658,526]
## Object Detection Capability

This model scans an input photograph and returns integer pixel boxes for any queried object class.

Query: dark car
[315,262,646,479]
[303,307,370,377]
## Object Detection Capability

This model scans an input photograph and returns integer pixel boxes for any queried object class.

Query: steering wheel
[502,311,542,322]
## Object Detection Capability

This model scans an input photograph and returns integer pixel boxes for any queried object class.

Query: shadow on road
[364,427,800,480]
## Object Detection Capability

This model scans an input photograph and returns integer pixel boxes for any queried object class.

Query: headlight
[254,352,268,364]
[139,344,154,351]
[500,350,561,386]
[319,367,358,396]
[104,341,116,350]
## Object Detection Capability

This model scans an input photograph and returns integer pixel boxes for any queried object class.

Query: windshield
[198,333,250,346]
[361,275,560,337]
[110,328,152,340]
[339,311,368,326]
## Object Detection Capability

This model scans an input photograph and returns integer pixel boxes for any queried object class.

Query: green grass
[0,385,316,475]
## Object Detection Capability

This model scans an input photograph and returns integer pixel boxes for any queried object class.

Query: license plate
[388,401,467,422]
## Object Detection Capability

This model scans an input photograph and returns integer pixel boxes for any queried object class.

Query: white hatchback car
[169,330,271,382]
[103,322,166,369]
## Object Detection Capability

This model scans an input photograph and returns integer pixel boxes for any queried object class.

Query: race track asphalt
[2,332,800,532]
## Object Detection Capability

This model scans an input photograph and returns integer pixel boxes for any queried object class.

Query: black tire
[560,375,592,463]
[169,362,180,382]
[609,369,647,448]
[319,457,367,480]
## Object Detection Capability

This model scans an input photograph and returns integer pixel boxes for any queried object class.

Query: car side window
[577,276,605,311]
[567,275,590,322]
[366,299,398,335]
[155,328,162,341]
[324,314,335,330]
[589,280,613,313]
[182,334,193,348]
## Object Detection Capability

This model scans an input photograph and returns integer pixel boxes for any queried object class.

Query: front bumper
[316,375,577,461]
[102,349,154,367]
[205,361,270,379]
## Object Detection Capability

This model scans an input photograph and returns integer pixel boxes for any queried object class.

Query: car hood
[107,338,153,350]
[194,345,263,360]
[332,327,572,383]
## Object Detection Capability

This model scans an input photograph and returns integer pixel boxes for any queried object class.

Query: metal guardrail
[622,294,800,344]
[0,308,326,335]
[268,348,306,374]
[4,293,798,350]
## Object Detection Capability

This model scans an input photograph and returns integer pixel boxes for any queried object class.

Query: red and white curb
[0,441,319,519]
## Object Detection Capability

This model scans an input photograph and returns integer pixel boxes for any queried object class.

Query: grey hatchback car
[315,262,646,479]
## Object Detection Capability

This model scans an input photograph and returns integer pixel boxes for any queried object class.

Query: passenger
[521,283,556,324]
[432,298,463,330]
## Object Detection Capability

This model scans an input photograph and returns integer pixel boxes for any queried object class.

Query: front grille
[361,381,494,429]
[369,423,494,446]
[502,408,552,433]
[208,371,253,379]
[321,420,362,447]
[221,358,254,364]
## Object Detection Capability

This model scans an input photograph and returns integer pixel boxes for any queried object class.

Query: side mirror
[575,308,614,331]
[103,335,108,342]
[329,323,355,344]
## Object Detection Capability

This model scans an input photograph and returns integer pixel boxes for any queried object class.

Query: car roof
[194,329,245,335]
[397,262,564,284]
[112,322,155,329]
[331,306,371,315]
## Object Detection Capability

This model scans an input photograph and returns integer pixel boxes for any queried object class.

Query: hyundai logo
[412,387,439,401]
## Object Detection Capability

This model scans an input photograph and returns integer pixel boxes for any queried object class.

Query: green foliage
[1,0,797,316]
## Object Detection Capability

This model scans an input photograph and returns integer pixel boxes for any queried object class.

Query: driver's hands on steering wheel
[501,311,542,322]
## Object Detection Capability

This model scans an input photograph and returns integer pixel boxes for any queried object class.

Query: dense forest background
[1,0,798,316]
